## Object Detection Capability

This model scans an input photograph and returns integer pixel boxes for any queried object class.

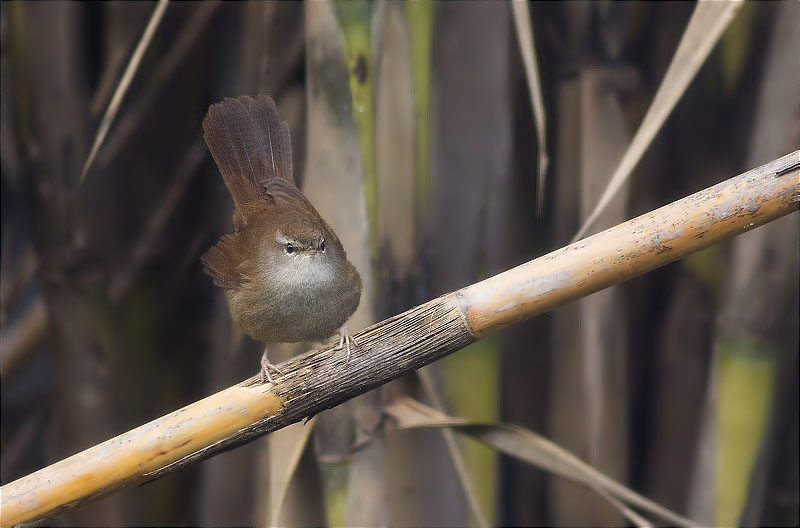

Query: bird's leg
[336,326,359,362]
[260,346,285,384]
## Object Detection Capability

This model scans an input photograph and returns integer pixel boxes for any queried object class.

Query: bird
[200,94,362,383]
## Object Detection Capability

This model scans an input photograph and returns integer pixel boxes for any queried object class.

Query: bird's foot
[260,347,285,384]
[336,326,359,362]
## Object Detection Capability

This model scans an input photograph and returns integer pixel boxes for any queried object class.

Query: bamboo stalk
[1,151,797,527]
[460,151,798,337]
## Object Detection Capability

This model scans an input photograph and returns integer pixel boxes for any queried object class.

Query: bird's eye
[285,243,294,254]
[320,239,325,252]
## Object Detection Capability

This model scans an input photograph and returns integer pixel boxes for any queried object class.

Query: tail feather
[239,95,293,182]
[202,95,294,212]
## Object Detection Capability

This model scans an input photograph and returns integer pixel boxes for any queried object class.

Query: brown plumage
[201,95,362,381]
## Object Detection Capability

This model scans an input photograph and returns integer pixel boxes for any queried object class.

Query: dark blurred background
[1,1,798,526]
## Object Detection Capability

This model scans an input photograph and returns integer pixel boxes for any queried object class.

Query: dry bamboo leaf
[572,0,744,241]
[97,1,219,170]
[0,245,38,311]
[89,3,151,117]
[416,369,488,527]
[268,418,317,526]
[345,432,388,526]
[385,396,695,527]
[80,0,169,183]
[511,0,548,215]
[592,484,655,528]
[0,298,48,378]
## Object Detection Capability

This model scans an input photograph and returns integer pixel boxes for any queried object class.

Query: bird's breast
[227,255,360,344]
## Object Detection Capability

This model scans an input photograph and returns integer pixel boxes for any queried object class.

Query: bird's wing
[200,231,257,289]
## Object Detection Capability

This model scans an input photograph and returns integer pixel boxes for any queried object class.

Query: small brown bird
[201,95,362,383]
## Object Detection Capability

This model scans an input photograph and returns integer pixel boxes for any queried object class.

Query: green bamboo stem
[332,2,379,290]
[406,0,434,230]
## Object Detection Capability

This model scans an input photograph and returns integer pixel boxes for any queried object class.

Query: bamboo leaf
[511,0,548,216]
[344,432,388,526]
[96,1,219,170]
[416,369,488,527]
[440,338,499,526]
[268,419,317,526]
[0,298,48,378]
[572,0,743,241]
[385,396,694,527]
[591,484,655,528]
[80,0,169,183]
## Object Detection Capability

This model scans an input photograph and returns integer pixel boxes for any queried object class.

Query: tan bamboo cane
[1,151,797,526]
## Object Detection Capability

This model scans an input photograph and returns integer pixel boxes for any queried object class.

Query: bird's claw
[260,348,285,384]
[336,326,358,362]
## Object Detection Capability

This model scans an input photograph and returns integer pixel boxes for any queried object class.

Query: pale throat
[265,231,335,289]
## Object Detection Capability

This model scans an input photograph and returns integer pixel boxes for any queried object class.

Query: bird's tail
[202,94,294,211]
